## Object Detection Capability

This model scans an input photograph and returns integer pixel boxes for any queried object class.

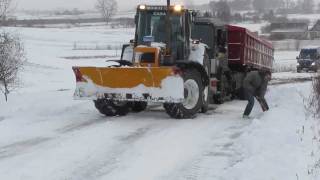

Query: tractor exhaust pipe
[165,0,172,60]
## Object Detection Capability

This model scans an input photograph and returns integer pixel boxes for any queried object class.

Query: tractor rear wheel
[94,99,129,116]
[164,69,203,119]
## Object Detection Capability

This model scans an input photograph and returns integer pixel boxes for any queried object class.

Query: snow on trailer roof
[227,25,274,49]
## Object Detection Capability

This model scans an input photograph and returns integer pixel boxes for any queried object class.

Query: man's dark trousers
[244,91,254,116]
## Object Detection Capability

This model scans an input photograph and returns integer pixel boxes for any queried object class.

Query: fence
[272,40,320,51]
[71,42,123,57]
[72,42,122,51]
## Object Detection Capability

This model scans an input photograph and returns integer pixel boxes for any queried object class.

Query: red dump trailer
[192,21,274,103]
[227,25,274,72]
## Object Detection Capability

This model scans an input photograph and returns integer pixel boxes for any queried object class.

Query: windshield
[299,49,318,59]
[137,11,183,45]
[192,24,214,49]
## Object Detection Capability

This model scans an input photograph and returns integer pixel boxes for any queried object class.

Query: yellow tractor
[73,1,211,118]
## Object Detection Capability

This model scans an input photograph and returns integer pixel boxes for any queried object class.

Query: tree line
[206,0,316,22]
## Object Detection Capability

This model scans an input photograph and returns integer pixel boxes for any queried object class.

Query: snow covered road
[0,26,318,180]
[0,81,313,180]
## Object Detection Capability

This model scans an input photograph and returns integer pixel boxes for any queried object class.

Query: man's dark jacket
[243,71,268,97]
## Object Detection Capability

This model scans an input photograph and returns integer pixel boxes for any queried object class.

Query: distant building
[269,20,308,40]
[308,20,320,39]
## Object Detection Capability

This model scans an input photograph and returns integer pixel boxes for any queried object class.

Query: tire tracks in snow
[166,121,250,180]
[57,117,108,134]
[0,137,53,160]
[65,122,157,180]
[0,114,110,162]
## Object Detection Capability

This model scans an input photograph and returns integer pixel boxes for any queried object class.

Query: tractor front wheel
[94,99,130,116]
[164,69,204,119]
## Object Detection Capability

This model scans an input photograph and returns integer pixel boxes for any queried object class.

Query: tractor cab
[132,5,192,66]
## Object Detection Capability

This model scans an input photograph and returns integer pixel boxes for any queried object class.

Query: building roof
[271,28,307,33]
[194,17,225,26]
[310,20,320,31]
[270,19,309,24]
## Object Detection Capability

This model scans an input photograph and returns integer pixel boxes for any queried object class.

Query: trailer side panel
[227,25,273,72]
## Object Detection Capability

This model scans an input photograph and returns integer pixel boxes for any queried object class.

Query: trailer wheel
[94,99,129,116]
[213,93,224,104]
[130,101,147,112]
[297,68,301,73]
[164,69,203,119]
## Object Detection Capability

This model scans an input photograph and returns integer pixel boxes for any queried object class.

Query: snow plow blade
[72,66,184,103]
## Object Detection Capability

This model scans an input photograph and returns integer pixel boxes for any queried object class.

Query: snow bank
[223,83,313,180]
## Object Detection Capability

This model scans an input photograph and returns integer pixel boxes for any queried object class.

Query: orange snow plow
[72,66,184,102]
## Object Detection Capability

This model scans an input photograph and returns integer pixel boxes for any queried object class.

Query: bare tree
[95,0,117,24]
[0,0,12,22]
[301,0,314,13]
[0,32,24,101]
[209,0,231,22]
[282,0,296,10]
[229,0,251,11]
[184,0,195,9]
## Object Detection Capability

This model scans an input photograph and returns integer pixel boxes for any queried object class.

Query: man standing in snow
[242,70,272,118]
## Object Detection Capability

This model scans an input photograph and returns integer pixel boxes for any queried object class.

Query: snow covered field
[0,25,319,180]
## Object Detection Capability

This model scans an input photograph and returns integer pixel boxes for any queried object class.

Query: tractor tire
[164,69,204,119]
[130,101,147,112]
[94,99,129,116]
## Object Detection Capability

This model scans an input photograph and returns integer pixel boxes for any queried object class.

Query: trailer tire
[94,99,129,116]
[164,69,203,119]
[130,101,147,112]
[213,93,224,104]
[297,68,301,73]
[236,87,246,100]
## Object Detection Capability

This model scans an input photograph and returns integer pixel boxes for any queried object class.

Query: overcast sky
[16,0,210,11]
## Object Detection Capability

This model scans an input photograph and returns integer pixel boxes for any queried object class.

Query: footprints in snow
[170,125,247,180]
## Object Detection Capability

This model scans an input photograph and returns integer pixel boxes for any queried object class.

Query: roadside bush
[0,32,25,101]
[308,73,320,118]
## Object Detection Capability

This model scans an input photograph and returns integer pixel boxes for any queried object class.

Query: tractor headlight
[139,5,146,10]
[174,5,183,12]
[312,62,316,66]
